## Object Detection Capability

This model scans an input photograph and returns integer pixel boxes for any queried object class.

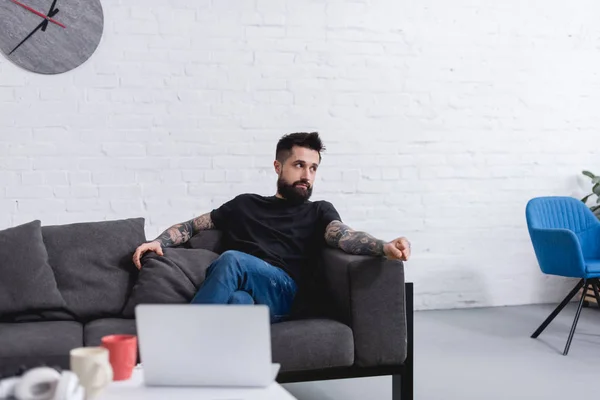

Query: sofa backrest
[41,218,146,321]
[184,230,225,254]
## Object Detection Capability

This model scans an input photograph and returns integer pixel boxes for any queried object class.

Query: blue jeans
[190,250,298,323]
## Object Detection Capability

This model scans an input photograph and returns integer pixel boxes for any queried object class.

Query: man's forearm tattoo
[325,221,386,256]
[154,213,214,248]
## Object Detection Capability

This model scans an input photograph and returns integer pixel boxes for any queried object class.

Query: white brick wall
[1,0,600,310]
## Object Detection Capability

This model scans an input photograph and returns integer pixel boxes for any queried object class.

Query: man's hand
[383,237,411,261]
[132,241,164,270]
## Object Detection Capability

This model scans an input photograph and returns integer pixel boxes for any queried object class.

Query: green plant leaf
[593,183,600,196]
[582,194,593,203]
[583,170,596,179]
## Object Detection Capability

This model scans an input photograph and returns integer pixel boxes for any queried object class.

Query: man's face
[275,146,320,203]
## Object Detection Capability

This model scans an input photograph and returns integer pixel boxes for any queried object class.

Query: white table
[99,368,296,400]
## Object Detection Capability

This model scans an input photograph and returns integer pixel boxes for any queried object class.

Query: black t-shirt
[210,193,342,283]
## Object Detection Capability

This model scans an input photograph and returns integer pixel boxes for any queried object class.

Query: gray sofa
[0,218,413,399]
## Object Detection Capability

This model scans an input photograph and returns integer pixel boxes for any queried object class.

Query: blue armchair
[525,196,600,355]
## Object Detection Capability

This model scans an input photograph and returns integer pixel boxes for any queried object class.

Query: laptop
[135,304,280,388]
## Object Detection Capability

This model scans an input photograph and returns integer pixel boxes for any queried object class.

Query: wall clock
[0,0,104,74]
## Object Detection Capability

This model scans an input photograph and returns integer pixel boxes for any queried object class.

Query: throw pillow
[0,220,67,318]
[122,247,219,318]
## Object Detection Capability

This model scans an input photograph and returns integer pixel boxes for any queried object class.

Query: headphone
[0,367,84,400]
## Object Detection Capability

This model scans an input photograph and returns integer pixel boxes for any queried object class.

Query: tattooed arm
[325,220,385,256]
[133,212,215,269]
[153,212,215,248]
[324,220,411,261]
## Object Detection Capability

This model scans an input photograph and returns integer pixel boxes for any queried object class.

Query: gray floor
[283,303,600,400]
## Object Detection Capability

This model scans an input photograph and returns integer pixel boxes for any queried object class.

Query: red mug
[100,334,137,381]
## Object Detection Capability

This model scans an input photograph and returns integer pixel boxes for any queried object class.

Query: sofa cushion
[85,318,354,373]
[122,248,219,318]
[42,218,146,321]
[272,319,354,372]
[83,318,137,347]
[0,220,67,320]
[0,321,83,376]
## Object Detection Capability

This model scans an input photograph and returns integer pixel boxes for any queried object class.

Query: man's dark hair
[276,132,325,164]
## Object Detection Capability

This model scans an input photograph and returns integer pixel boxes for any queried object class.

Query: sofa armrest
[321,247,407,367]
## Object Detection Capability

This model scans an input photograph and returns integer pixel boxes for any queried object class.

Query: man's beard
[277,175,313,204]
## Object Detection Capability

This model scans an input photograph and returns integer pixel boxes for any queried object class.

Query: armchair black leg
[563,282,588,356]
[531,279,584,339]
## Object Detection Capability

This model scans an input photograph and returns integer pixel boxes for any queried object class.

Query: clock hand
[48,0,58,14]
[8,18,45,55]
[10,4,60,55]
[9,0,66,28]
[41,7,59,32]
[42,0,58,31]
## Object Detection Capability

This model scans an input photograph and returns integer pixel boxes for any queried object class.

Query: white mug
[70,347,113,399]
